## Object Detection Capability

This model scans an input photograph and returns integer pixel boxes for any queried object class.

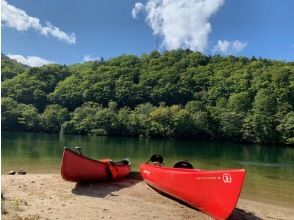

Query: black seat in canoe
[114,158,130,165]
[147,154,164,164]
[173,160,193,169]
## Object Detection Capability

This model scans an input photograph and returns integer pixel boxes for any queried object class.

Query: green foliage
[48,74,83,111]
[41,104,70,133]
[276,112,294,144]
[173,109,194,137]
[2,64,71,111]
[61,102,101,135]
[1,97,40,131]
[228,92,251,112]
[253,89,277,115]
[1,97,20,130]
[1,53,29,81]
[17,103,40,131]
[1,50,293,144]
[218,112,244,140]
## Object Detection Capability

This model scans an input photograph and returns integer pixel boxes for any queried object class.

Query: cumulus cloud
[132,2,145,19]
[212,40,247,54]
[83,55,101,62]
[7,54,55,67]
[1,0,76,44]
[132,0,224,52]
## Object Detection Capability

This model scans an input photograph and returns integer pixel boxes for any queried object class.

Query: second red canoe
[61,147,131,182]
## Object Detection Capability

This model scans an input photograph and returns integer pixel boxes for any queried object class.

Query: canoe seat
[113,159,130,165]
[173,161,193,169]
[75,146,82,154]
[149,154,164,164]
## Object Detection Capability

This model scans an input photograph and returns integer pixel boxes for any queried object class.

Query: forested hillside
[1,50,294,144]
[1,53,29,81]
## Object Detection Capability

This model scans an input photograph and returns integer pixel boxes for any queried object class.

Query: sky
[1,0,294,67]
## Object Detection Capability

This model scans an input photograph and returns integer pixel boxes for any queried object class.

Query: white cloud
[83,55,101,62]
[132,3,145,19]
[1,0,76,44]
[132,0,224,52]
[7,54,55,67]
[212,40,247,54]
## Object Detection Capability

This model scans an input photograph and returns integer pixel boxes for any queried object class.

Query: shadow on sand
[71,171,142,198]
[228,208,262,220]
[149,186,262,220]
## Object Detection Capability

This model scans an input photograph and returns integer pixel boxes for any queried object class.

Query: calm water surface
[2,131,294,208]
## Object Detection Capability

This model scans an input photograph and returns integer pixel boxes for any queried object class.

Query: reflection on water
[2,131,294,207]
[240,161,294,167]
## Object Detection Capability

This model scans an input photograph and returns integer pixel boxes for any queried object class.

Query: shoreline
[3,130,294,146]
[2,174,293,220]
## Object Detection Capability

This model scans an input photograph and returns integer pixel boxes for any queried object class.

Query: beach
[1,174,293,220]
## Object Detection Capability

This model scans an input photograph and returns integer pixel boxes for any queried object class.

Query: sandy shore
[1,173,293,220]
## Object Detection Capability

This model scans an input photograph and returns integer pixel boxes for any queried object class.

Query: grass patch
[13,197,21,211]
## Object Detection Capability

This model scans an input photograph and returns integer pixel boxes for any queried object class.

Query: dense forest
[1,51,294,144]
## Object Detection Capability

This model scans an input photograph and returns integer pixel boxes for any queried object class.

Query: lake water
[2,131,294,208]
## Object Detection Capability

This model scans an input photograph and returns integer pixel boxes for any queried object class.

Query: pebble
[8,171,16,175]
[18,170,26,175]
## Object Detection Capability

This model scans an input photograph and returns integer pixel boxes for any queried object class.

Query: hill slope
[1,53,29,81]
[1,50,293,144]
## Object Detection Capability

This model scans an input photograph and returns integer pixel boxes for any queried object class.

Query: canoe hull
[140,164,245,220]
[61,148,131,182]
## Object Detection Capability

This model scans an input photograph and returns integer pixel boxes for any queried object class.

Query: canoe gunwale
[63,147,131,167]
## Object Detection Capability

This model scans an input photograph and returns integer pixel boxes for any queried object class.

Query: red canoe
[140,157,246,220]
[61,147,131,182]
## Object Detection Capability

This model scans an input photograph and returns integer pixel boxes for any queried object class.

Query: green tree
[276,112,294,144]
[17,104,40,131]
[1,97,20,130]
[49,75,83,111]
[41,105,70,133]
[61,102,101,135]
[227,92,251,112]
[253,89,277,115]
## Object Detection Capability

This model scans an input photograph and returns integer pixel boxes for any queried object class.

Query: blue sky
[1,0,294,66]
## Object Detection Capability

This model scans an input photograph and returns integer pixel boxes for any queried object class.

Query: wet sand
[1,174,293,220]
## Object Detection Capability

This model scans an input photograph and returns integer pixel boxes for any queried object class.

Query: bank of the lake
[2,174,294,220]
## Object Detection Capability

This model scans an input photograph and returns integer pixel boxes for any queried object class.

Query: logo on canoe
[196,176,221,181]
[223,173,232,183]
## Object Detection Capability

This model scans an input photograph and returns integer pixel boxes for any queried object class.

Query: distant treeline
[1,50,293,144]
